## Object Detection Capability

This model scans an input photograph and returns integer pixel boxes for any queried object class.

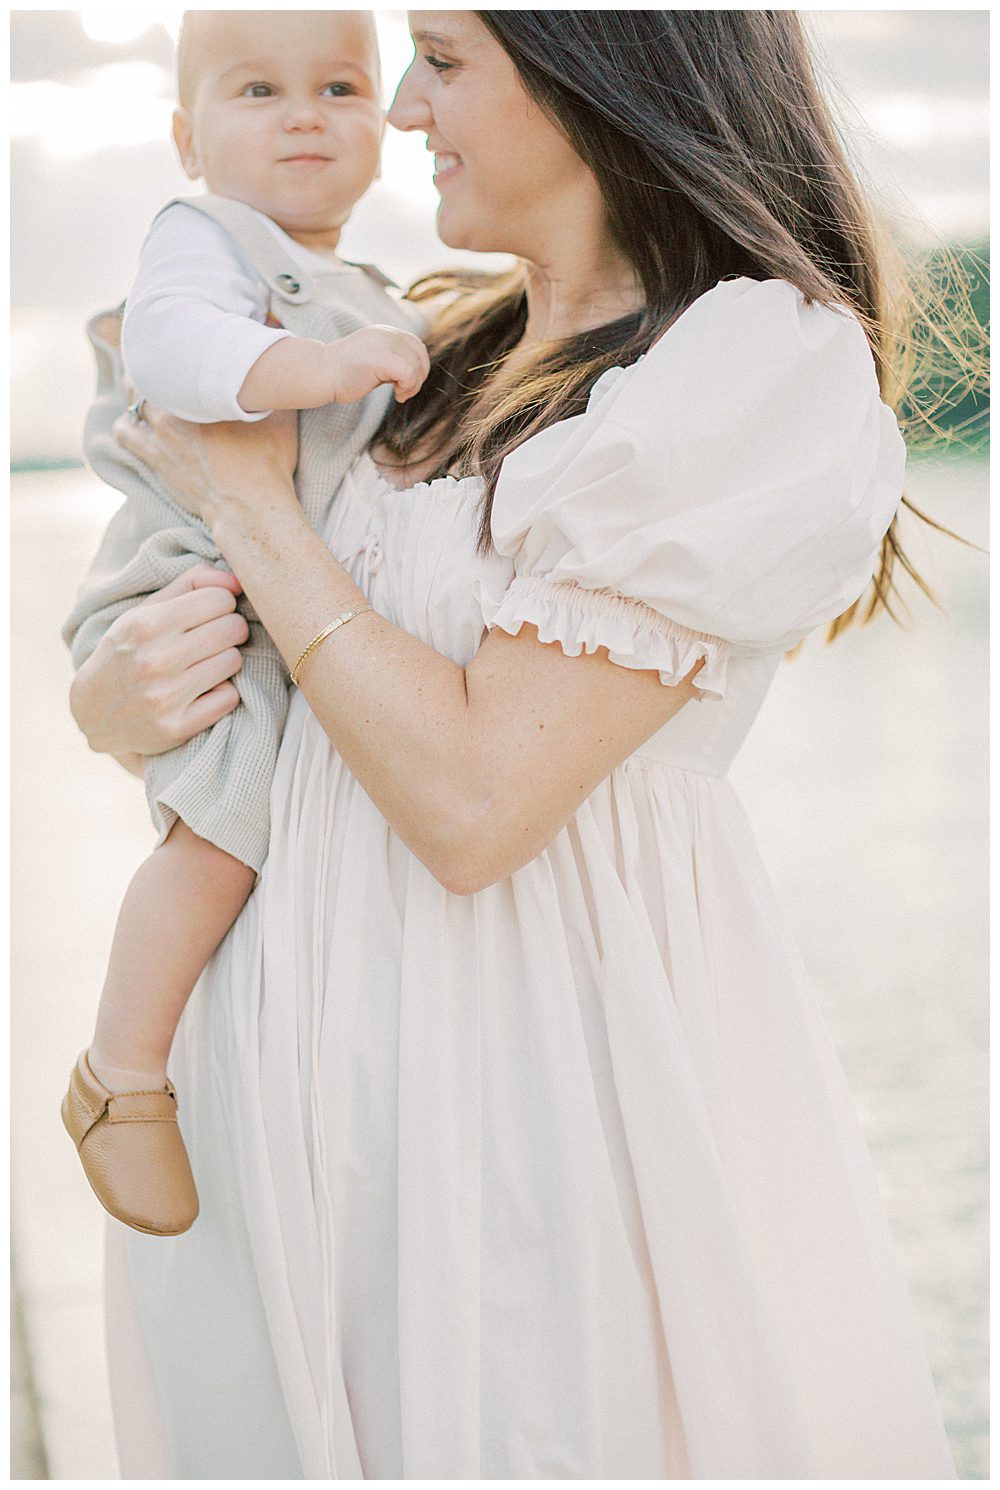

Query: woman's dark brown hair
[379,10,984,636]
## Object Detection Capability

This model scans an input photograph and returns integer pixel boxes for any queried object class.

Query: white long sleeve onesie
[120,201,336,422]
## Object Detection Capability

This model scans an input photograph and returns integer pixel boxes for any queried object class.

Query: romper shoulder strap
[347,261,399,291]
[154,193,316,307]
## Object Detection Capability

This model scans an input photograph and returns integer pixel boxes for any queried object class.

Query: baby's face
[173,11,382,236]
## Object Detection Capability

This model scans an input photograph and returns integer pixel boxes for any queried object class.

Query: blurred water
[11,449,987,1477]
[731,452,988,1478]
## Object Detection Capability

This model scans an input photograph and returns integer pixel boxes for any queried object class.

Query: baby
[61,11,428,1236]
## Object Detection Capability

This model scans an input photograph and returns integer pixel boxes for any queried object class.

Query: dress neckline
[357,448,483,503]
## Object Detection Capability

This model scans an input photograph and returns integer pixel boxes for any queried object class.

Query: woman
[72,11,956,1479]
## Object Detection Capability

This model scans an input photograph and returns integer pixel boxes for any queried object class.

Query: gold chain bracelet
[290,604,373,686]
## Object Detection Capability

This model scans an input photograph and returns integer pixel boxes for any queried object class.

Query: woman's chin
[434,203,484,253]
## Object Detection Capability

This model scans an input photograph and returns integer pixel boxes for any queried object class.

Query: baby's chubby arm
[238,324,430,412]
[122,204,430,418]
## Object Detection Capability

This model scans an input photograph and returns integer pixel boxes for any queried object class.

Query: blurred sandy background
[11,9,988,1478]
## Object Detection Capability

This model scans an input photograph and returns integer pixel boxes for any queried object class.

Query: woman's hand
[69,565,250,758]
[113,395,299,532]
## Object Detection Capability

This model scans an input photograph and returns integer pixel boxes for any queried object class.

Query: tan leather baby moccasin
[61,1049,199,1235]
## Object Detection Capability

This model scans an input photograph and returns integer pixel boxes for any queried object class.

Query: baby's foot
[61,1049,199,1235]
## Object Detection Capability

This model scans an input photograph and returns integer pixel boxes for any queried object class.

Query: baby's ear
[171,108,202,180]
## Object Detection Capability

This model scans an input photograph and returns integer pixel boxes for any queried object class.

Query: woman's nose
[387,59,431,132]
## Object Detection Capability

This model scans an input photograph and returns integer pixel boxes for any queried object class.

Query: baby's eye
[321,82,355,97]
[242,82,275,98]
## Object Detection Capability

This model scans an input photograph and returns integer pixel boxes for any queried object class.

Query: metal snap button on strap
[276,273,301,295]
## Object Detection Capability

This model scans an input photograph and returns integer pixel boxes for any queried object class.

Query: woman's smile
[431,150,462,185]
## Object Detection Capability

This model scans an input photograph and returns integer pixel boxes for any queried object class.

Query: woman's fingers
[169,583,243,634]
[139,564,242,606]
[68,558,249,762]
[94,579,250,745]
[114,402,192,479]
[126,580,252,724]
[175,610,250,670]
[113,398,299,525]
[180,679,242,737]
[130,583,244,649]
[180,647,245,708]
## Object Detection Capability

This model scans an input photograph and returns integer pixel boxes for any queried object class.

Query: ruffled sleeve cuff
[480,574,730,699]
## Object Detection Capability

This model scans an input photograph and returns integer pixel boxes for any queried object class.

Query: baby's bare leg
[89,821,255,1085]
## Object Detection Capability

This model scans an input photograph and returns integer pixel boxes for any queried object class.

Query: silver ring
[127,398,146,423]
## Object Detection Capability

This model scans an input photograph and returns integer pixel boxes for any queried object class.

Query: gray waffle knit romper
[63,194,422,872]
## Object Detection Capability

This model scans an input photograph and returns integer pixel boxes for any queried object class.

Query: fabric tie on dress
[340,532,383,594]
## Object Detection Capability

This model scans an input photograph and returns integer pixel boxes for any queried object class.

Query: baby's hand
[324,326,430,405]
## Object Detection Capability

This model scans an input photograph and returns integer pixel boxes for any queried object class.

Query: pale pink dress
[105,278,956,1478]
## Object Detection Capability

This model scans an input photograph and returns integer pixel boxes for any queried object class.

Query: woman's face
[388,11,606,263]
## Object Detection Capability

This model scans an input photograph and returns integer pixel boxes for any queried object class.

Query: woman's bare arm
[112,410,700,894]
[213,505,698,894]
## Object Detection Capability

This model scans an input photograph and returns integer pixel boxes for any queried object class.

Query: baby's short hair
[175,12,216,110]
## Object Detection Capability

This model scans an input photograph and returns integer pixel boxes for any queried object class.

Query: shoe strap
[65,1061,178,1147]
[104,1088,179,1124]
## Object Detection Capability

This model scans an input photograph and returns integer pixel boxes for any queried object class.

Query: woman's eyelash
[423,54,454,72]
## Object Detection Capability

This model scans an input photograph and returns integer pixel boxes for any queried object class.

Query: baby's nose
[282,102,325,131]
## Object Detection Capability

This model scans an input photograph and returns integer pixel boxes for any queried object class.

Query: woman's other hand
[113,395,299,530]
[69,565,249,760]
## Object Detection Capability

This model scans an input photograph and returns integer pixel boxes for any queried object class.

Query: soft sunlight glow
[80,10,180,46]
[11,62,173,157]
[861,94,990,151]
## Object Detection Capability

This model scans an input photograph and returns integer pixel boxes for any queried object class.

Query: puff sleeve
[481,277,906,700]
